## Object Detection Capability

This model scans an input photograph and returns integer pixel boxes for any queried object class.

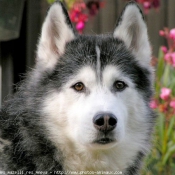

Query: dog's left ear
[113,2,151,66]
[37,1,75,69]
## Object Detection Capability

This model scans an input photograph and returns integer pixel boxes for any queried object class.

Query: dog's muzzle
[93,113,117,144]
[93,112,117,133]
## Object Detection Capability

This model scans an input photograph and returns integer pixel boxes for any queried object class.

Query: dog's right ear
[37,1,75,69]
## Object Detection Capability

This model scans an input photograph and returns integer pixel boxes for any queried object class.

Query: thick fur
[0,1,156,175]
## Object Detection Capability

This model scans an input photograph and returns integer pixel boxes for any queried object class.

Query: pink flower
[150,99,158,109]
[143,2,151,9]
[160,87,171,100]
[169,28,175,40]
[170,100,175,109]
[161,46,168,54]
[171,52,175,67]
[164,52,175,67]
[76,21,85,31]
[164,53,172,62]
[136,0,160,13]
[152,0,160,8]
[86,1,100,16]
[159,30,165,36]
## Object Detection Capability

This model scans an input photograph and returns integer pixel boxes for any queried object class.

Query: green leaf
[169,71,175,95]
[155,48,165,95]
[167,116,175,138]
[167,140,174,149]
[157,113,165,147]
[156,48,165,81]
[47,0,57,4]
[162,64,170,86]
[162,145,175,165]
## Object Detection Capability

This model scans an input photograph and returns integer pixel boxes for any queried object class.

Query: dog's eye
[114,81,127,91]
[72,82,85,92]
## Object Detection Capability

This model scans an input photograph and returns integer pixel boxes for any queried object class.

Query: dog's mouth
[94,138,115,144]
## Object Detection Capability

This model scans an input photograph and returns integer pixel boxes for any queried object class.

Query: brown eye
[114,81,127,91]
[72,82,85,92]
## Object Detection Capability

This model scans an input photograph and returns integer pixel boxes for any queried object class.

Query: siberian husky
[0,1,155,175]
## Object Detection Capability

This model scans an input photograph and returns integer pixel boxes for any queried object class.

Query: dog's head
[37,1,154,151]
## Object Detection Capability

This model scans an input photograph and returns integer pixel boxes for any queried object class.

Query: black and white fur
[0,1,155,174]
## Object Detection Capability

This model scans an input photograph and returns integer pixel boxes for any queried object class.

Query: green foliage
[143,115,175,174]
[142,48,175,175]
[47,0,56,4]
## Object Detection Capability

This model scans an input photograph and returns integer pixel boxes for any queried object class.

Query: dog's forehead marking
[96,45,101,83]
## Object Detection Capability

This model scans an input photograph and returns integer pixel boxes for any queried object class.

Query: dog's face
[37,2,153,150]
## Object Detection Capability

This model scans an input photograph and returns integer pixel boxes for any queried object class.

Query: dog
[0,1,156,174]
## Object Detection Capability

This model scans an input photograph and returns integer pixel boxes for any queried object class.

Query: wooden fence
[85,0,175,56]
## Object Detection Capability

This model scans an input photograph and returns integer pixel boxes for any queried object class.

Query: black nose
[93,113,117,133]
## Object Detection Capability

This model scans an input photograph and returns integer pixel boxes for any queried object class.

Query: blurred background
[0,0,175,174]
